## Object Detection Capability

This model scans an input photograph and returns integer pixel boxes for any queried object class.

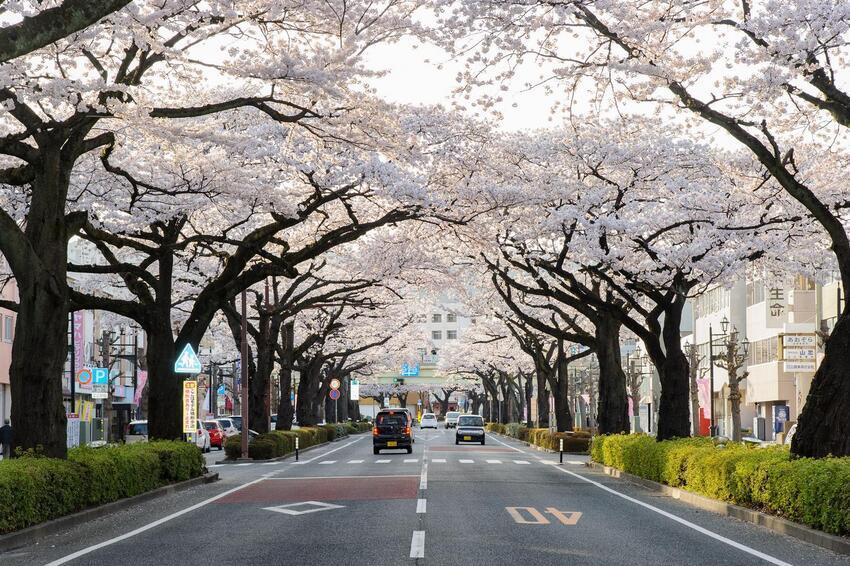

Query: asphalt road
[2,429,847,566]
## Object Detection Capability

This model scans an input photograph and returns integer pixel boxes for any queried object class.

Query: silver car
[445,411,460,429]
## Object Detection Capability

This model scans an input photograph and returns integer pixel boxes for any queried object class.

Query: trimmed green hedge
[486,423,591,453]
[591,434,850,536]
[225,422,372,460]
[0,441,204,534]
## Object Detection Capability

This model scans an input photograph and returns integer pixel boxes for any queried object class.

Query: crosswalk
[209,457,587,468]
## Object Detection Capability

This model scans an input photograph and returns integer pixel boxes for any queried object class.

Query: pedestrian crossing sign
[174,343,202,374]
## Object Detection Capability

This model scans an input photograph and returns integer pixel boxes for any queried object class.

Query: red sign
[76,368,92,385]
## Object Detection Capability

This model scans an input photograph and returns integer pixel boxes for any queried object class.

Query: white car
[125,420,148,444]
[216,417,240,437]
[192,419,211,453]
[445,411,460,429]
[420,413,438,429]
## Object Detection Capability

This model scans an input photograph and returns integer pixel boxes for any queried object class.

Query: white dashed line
[568,460,585,465]
[318,460,336,465]
[459,459,474,464]
[409,531,425,558]
[514,460,530,465]
[208,464,222,468]
[347,460,364,464]
[404,458,418,463]
[486,459,502,464]
[375,459,391,463]
[431,458,446,463]
[235,463,252,467]
[416,499,427,514]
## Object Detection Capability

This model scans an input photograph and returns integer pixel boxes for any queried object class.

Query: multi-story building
[0,277,15,424]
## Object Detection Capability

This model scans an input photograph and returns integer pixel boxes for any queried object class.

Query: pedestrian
[0,419,12,460]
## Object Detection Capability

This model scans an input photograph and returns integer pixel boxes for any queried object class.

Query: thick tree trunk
[145,322,183,440]
[549,341,573,432]
[9,159,72,458]
[595,314,630,435]
[729,379,742,442]
[524,372,534,427]
[249,313,280,434]
[338,377,350,422]
[275,321,294,431]
[655,301,691,441]
[793,312,850,457]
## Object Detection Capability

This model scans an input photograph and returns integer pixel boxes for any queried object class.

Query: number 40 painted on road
[505,507,582,526]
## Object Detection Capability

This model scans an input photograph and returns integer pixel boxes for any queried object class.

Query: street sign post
[329,388,341,423]
[350,379,359,401]
[92,367,109,399]
[329,378,341,390]
[174,344,202,374]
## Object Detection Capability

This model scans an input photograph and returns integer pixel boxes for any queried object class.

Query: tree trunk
[145,322,183,440]
[688,348,701,436]
[9,157,72,458]
[729,378,743,442]
[296,362,321,426]
[594,314,630,434]
[275,321,295,431]
[535,367,550,428]
[524,372,534,427]
[793,312,850,457]
[549,341,573,432]
[655,300,691,441]
[338,376,350,422]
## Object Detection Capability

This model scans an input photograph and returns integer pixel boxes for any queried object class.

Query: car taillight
[405,426,411,435]
[372,427,379,436]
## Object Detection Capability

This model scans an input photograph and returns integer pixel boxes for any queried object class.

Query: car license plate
[464,436,471,440]
[387,441,397,447]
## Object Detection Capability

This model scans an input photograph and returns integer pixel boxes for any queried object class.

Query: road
[2,429,847,566]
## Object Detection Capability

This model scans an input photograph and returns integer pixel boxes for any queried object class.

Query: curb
[0,472,219,553]
[488,432,589,455]
[588,462,850,556]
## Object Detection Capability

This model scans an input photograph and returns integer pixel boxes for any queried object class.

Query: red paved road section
[217,476,419,504]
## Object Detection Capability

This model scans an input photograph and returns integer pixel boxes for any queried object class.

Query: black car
[455,414,486,445]
[373,409,413,454]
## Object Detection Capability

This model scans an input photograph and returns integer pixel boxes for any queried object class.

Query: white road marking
[265,475,418,480]
[432,458,446,463]
[419,474,427,489]
[375,459,391,463]
[459,459,474,464]
[347,460,364,464]
[486,459,502,464]
[417,499,427,514]
[487,434,525,453]
[235,463,252,467]
[404,458,418,463]
[514,460,530,465]
[262,462,279,466]
[552,466,793,566]
[207,464,222,468]
[542,460,559,465]
[409,531,425,558]
[318,460,336,465]
[46,437,366,565]
[568,460,585,465]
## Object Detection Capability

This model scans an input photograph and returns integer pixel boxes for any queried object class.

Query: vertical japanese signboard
[781,334,817,372]
[183,380,198,433]
[73,312,85,371]
[766,285,787,328]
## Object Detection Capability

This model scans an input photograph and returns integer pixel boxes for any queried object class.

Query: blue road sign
[217,385,226,395]
[174,344,202,374]
[92,367,109,384]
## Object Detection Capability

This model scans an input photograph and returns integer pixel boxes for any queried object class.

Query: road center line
[46,437,364,565]
[409,531,425,558]
[265,474,419,480]
[417,498,427,514]
[552,466,792,566]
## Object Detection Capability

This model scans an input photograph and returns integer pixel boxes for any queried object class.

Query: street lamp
[708,316,748,437]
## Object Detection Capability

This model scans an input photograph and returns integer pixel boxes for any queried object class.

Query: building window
[447,313,457,323]
[447,330,457,340]
[432,330,442,340]
[748,336,779,365]
[747,281,765,307]
[3,316,12,342]
[432,314,442,323]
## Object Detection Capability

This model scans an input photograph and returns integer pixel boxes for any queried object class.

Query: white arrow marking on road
[263,501,345,516]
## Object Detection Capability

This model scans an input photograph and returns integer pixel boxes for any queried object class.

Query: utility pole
[240,288,250,459]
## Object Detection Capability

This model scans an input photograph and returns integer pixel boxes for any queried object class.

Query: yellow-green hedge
[0,441,204,534]
[486,423,591,452]
[225,423,371,460]
[591,434,850,535]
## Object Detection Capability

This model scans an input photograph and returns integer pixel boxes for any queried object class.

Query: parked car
[125,420,148,444]
[784,423,797,446]
[420,413,438,429]
[220,415,243,432]
[445,411,460,429]
[455,414,486,445]
[193,420,211,453]
[216,418,239,437]
[203,420,226,450]
[372,409,413,454]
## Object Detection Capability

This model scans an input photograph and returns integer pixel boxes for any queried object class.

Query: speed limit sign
[329,378,341,390]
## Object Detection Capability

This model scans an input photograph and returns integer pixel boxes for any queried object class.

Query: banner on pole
[183,381,198,433]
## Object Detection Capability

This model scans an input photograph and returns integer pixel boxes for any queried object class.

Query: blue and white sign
[92,367,109,399]
[174,344,202,374]
[401,362,420,377]
[217,385,226,395]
